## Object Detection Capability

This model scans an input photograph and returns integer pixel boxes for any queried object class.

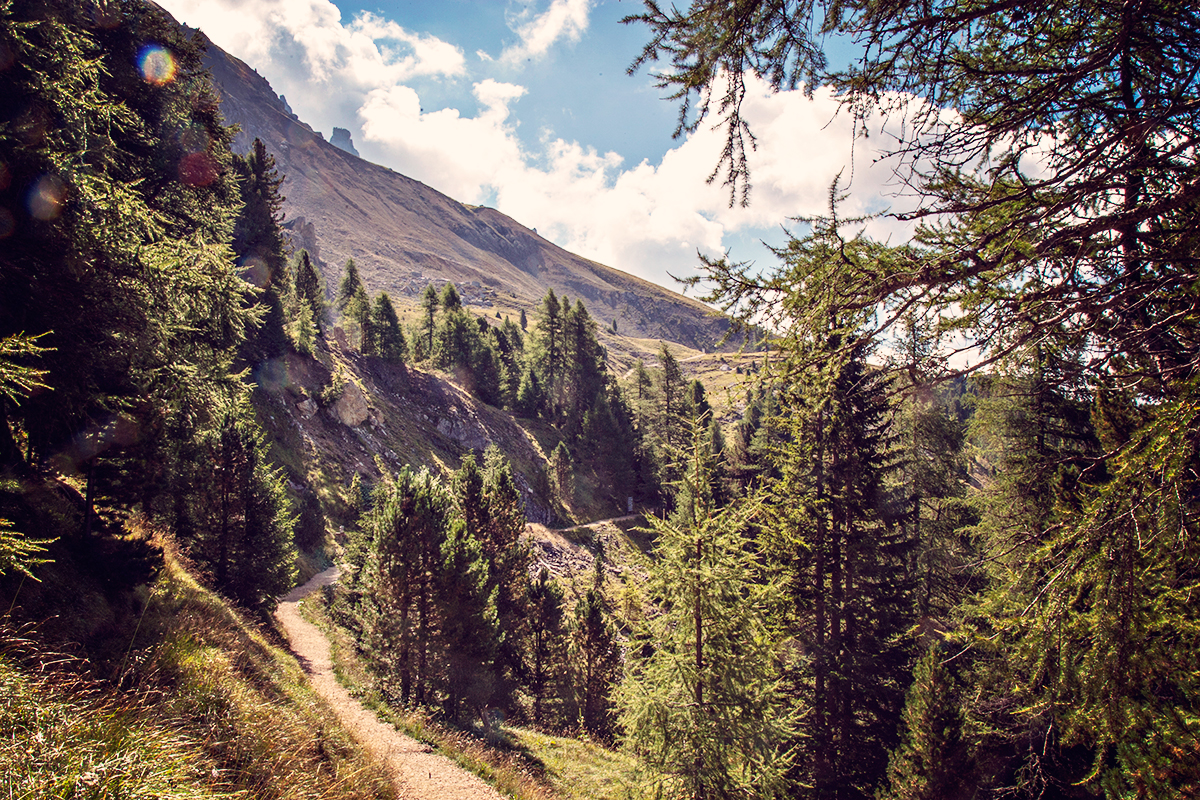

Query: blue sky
[158,0,910,294]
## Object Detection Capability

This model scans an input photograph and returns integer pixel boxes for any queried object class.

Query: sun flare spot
[138,44,176,85]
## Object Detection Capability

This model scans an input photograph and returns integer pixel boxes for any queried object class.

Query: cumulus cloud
[159,0,464,91]
[500,0,592,64]
[157,0,909,291]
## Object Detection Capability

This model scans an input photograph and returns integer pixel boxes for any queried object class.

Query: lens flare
[27,174,66,221]
[138,44,176,85]
[178,152,217,187]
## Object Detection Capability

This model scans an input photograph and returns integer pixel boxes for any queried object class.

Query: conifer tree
[187,401,297,610]
[881,648,969,800]
[620,419,794,800]
[232,138,289,363]
[437,518,500,721]
[336,258,365,314]
[371,292,407,363]
[419,284,439,360]
[572,558,622,741]
[293,250,326,335]
[531,290,564,415]
[529,567,569,727]
[480,447,532,701]
[549,441,574,510]
[352,467,452,705]
[769,332,914,800]
[345,285,372,353]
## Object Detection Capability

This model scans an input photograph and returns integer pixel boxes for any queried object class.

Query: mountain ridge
[194,28,733,350]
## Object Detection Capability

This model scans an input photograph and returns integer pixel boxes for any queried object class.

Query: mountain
[195,32,732,351]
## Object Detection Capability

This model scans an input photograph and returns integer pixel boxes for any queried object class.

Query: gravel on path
[276,567,504,800]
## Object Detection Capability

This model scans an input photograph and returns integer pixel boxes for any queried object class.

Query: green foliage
[347,452,532,721]
[881,648,968,800]
[572,560,622,741]
[766,334,914,800]
[619,422,794,800]
[419,284,439,360]
[335,258,365,314]
[635,0,1200,394]
[528,567,569,728]
[370,292,407,362]
[549,441,574,510]
[0,0,298,614]
[232,139,289,363]
[292,250,326,335]
[0,516,53,580]
[179,401,297,609]
[437,517,501,720]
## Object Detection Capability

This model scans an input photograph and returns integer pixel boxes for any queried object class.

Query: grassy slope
[1,516,394,800]
[300,592,650,800]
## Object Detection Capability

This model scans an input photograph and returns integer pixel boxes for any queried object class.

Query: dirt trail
[276,568,503,800]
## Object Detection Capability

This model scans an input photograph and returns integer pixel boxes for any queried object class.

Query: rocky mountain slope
[196,30,732,351]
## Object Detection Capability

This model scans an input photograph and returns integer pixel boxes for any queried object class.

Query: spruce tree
[293,250,326,335]
[232,138,289,363]
[437,518,500,721]
[336,258,365,314]
[531,290,564,416]
[881,648,969,800]
[371,292,407,363]
[769,333,914,800]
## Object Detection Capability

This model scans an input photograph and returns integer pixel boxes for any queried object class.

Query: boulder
[333,381,369,427]
[296,398,318,418]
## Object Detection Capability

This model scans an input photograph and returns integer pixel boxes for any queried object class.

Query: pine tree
[293,250,326,335]
[232,138,289,363]
[345,285,372,353]
[352,467,452,705]
[187,401,297,610]
[531,290,564,416]
[549,441,574,510]
[440,282,462,314]
[881,648,969,800]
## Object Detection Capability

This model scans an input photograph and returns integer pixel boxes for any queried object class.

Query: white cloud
[157,0,910,291]
[500,0,592,64]
[159,0,464,88]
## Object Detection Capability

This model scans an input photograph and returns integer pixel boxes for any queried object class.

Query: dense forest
[3,0,1199,799]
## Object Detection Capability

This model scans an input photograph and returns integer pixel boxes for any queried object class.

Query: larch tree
[619,417,795,800]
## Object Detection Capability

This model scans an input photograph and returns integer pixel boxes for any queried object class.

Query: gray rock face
[333,381,369,427]
[330,127,360,157]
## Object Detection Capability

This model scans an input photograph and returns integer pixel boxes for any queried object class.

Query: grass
[299,592,650,800]
[1,520,395,800]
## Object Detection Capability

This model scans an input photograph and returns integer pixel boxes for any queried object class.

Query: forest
[2,0,1199,799]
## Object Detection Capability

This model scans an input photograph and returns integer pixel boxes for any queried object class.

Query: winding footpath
[275,567,503,800]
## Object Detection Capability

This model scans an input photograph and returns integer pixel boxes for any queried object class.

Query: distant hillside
[196,32,732,351]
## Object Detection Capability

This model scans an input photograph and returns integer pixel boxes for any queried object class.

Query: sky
[156,0,914,296]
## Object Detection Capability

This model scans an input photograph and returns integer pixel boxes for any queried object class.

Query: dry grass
[1,526,395,800]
